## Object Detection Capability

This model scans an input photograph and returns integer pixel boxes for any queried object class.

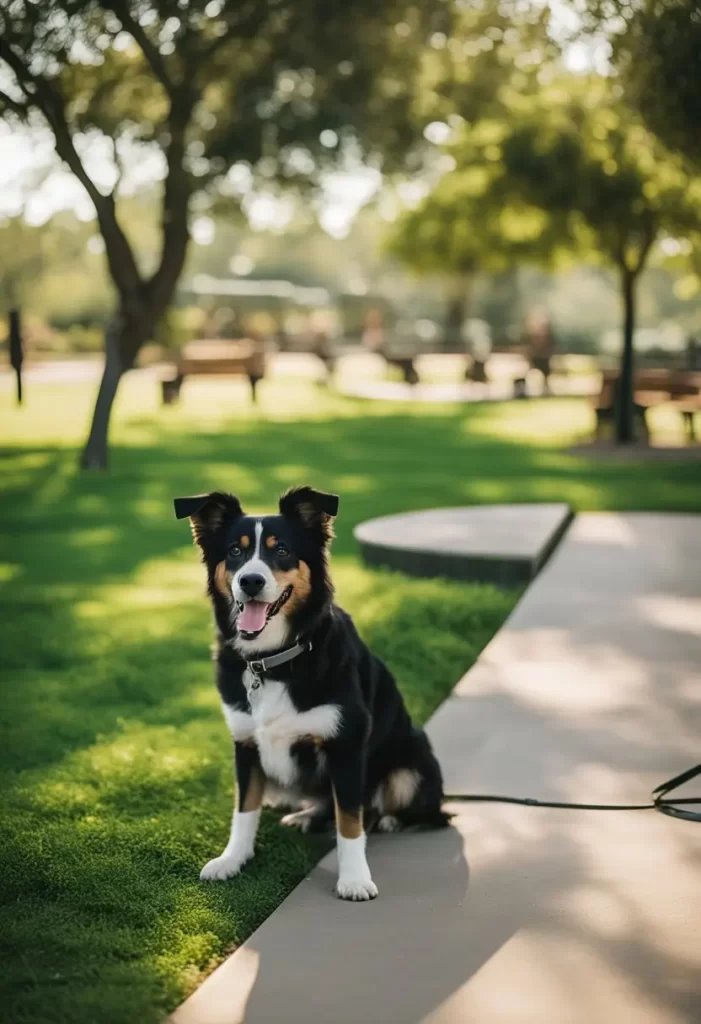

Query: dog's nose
[239,572,266,597]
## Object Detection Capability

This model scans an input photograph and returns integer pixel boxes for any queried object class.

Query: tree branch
[147,109,191,312]
[103,1,176,95]
[0,37,143,297]
[0,87,30,118]
[632,215,657,275]
[109,136,126,196]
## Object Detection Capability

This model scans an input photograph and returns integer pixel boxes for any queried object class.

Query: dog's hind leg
[375,731,451,832]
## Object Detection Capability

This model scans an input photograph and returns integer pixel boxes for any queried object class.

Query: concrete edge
[355,504,574,587]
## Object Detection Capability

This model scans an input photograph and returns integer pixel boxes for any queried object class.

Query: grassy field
[1,374,700,1024]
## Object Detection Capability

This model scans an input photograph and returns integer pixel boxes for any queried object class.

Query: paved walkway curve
[171,513,701,1024]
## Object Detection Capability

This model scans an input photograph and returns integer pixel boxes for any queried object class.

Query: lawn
[1,374,699,1024]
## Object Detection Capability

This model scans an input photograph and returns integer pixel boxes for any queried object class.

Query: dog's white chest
[221,677,341,787]
[249,679,300,786]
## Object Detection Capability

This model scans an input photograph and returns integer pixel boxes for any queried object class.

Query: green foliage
[469,74,701,279]
[387,4,565,285]
[0,217,45,309]
[0,212,112,326]
[585,0,701,171]
[392,71,701,288]
[0,0,451,196]
[417,1,558,127]
[155,305,207,350]
[387,120,567,282]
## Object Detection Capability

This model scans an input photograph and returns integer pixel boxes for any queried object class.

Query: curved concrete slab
[355,503,573,585]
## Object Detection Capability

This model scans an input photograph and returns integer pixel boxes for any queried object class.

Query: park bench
[593,367,701,441]
[376,339,421,385]
[161,339,265,404]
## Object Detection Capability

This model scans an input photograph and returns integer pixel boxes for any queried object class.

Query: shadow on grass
[2,403,700,581]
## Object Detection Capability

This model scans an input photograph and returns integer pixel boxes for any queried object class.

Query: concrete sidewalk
[172,514,701,1024]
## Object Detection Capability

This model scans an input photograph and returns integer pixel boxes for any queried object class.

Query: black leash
[447,762,701,823]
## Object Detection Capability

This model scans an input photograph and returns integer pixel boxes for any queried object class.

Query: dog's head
[174,486,338,652]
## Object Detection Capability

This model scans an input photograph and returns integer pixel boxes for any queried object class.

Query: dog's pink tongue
[239,600,269,634]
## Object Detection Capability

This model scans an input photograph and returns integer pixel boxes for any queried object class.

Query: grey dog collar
[245,639,310,686]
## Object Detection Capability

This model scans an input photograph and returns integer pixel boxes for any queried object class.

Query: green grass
[1,375,700,1024]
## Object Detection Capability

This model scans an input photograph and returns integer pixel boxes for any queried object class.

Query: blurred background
[2,0,701,464]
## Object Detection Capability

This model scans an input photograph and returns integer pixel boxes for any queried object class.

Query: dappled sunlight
[577,513,638,546]
[70,525,120,548]
[565,886,631,940]
[463,398,593,445]
[411,802,701,1024]
[636,595,701,638]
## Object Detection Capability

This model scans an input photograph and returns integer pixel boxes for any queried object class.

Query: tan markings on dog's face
[240,534,250,550]
[333,794,364,839]
[240,763,265,812]
[273,560,312,616]
[214,560,233,600]
[265,535,277,550]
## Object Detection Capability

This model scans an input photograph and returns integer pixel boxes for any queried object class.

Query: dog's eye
[275,544,290,557]
[228,544,242,558]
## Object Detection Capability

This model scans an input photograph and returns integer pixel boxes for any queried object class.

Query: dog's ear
[279,486,338,542]
[174,492,243,547]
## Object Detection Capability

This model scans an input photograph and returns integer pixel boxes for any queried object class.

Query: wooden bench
[593,368,701,441]
[161,339,265,404]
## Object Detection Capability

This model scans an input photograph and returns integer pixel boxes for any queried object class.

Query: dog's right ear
[174,492,244,547]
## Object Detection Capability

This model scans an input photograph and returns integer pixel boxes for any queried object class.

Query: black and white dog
[175,486,448,901]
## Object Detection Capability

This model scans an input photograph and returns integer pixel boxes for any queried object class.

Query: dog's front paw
[336,877,378,901]
[200,850,251,881]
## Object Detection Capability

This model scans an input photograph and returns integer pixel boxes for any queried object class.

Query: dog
[174,485,449,901]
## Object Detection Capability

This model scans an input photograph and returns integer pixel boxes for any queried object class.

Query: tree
[386,137,563,344]
[583,0,701,170]
[498,77,701,442]
[0,0,449,468]
[386,5,561,344]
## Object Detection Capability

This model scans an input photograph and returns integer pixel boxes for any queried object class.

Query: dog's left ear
[174,491,244,547]
[279,486,339,542]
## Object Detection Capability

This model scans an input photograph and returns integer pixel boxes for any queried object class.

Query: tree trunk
[615,268,637,444]
[9,308,23,405]
[79,317,127,470]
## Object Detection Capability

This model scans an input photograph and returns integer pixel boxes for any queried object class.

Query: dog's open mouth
[237,586,292,638]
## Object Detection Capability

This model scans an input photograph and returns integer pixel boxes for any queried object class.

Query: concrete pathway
[171,513,701,1024]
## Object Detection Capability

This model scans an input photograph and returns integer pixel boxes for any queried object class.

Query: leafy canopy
[582,0,701,171]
